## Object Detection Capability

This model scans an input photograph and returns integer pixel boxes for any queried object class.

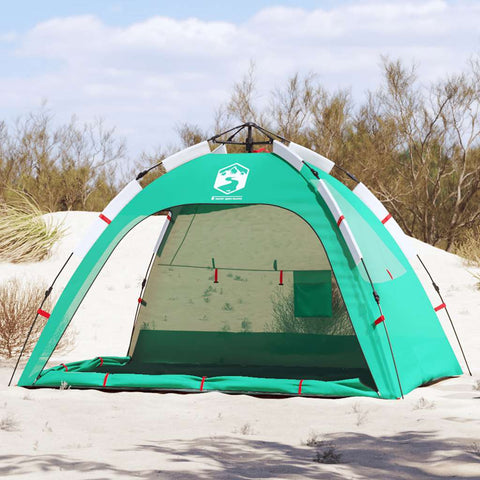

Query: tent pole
[361,258,404,399]
[8,252,73,387]
[416,254,472,376]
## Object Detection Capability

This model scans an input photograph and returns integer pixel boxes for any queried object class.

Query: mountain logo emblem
[213,163,250,195]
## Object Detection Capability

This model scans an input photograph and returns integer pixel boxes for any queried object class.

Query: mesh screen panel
[128,204,373,384]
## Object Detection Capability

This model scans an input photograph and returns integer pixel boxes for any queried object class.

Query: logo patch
[213,163,249,195]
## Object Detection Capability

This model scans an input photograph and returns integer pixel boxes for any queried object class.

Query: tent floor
[31,356,380,398]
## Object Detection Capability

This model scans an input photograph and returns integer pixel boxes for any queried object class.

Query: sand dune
[0,212,479,479]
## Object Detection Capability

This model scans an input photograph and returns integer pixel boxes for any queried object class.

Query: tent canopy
[18,140,462,399]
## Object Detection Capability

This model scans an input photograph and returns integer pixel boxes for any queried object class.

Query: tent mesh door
[127,204,374,386]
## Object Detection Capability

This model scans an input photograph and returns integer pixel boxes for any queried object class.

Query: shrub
[0,278,73,358]
[454,228,480,268]
[0,191,63,263]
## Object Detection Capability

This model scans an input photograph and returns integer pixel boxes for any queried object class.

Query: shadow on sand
[1,431,478,479]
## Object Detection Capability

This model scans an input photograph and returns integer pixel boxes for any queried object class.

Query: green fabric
[34,357,379,398]
[293,270,332,317]
[19,152,462,398]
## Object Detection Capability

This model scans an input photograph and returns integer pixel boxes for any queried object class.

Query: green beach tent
[14,123,466,399]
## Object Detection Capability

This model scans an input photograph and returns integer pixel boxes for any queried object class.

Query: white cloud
[1,1,479,157]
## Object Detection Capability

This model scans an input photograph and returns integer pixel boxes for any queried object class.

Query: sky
[0,0,479,158]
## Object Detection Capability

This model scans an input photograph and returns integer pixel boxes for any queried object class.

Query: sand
[0,212,479,479]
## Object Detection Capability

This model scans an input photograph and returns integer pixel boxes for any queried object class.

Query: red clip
[166,212,172,221]
[99,213,111,224]
[337,215,345,227]
[103,373,110,387]
[200,376,206,391]
[138,297,143,304]
[37,309,50,319]
[374,315,385,326]
[279,270,284,286]
[434,303,446,312]
[298,379,304,395]
[381,213,392,224]
[61,363,68,372]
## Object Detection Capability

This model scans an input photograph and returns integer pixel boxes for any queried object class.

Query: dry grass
[0,191,64,263]
[0,278,74,358]
[454,228,480,268]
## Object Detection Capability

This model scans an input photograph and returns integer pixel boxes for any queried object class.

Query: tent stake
[8,253,73,387]
[416,254,472,376]
[361,258,404,399]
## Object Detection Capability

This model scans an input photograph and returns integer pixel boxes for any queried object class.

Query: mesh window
[127,204,373,384]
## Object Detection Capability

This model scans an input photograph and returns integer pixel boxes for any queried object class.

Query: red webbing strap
[61,363,68,372]
[279,270,284,285]
[98,357,104,367]
[166,212,172,221]
[298,379,304,395]
[386,269,393,280]
[200,376,206,391]
[253,147,267,153]
[37,309,50,319]
[337,215,345,227]
[214,269,218,283]
[374,315,385,326]
[434,303,446,312]
[103,373,110,387]
[381,213,392,224]
[99,213,112,224]
[138,297,143,304]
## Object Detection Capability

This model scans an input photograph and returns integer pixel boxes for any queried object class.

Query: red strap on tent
[138,297,143,304]
[200,376,206,391]
[103,373,110,387]
[61,363,68,372]
[214,269,218,283]
[253,148,267,153]
[298,379,304,395]
[99,213,111,224]
[386,269,393,280]
[279,270,284,285]
[374,315,385,326]
[98,357,104,367]
[166,212,172,221]
[37,309,50,319]
[381,213,392,224]
[434,303,446,312]
[337,215,345,227]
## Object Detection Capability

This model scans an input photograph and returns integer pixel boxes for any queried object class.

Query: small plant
[233,275,247,282]
[303,430,323,447]
[350,403,369,426]
[59,381,70,390]
[313,443,342,464]
[221,321,231,332]
[0,413,19,432]
[469,442,480,458]
[413,397,436,410]
[241,318,252,333]
[0,191,64,263]
[222,302,233,311]
[0,278,53,358]
[234,422,254,435]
